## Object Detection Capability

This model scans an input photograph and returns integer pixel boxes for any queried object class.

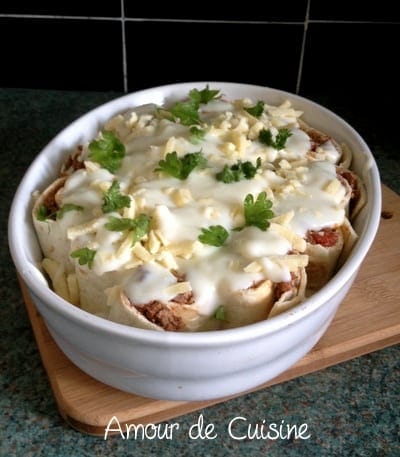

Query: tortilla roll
[41,257,70,303]
[337,167,367,220]
[222,279,275,329]
[32,178,75,272]
[103,285,217,332]
[339,142,352,169]
[222,266,308,327]
[75,267,131,318]
[268,267,307,318]
[105,286,164,331]
[305,218,357,292]
[299,120,365,218]
[298,119,343,164]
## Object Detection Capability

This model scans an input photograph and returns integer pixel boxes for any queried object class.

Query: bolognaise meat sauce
[136,301,184,331]
[171,290,194,305]
[41,179,65,218]
[61,145,85,176]
[306,228,339,247]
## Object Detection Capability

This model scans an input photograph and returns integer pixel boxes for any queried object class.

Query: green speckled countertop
[1,89,399,456]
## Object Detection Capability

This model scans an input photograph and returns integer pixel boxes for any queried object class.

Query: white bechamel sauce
[280,128,311,160]
[179,251,264,315]
[61,167,114,209]
[46,92,351,320]
[275,161,347,237]
[231,227,291,259]
[314,140,342,163]
[123,263,178,305]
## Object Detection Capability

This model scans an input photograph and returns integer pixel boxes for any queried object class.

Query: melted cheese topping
[49,95,350,319]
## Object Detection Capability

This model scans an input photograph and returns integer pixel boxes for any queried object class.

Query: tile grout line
[0,14,399,24]
[295,0,310,94]
[121,0,128,93]
[0,14,301,24]
[123,18,302,25]
[0,13,118,20]
[308,18,400,24]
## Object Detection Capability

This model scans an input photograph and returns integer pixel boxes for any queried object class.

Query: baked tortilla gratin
[32,86,365,332]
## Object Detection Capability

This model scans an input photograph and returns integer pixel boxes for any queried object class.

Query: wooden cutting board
[19,184,400,436]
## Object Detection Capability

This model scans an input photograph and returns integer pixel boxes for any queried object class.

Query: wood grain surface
[19,185,400,436]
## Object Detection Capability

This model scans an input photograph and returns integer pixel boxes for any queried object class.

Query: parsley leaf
[105,214,151,246]
[259,128,292,150]
[156,151,207,180]
[102,181,131,214]
[156,151,182,178]
[70,247,96,268]
[36,205,50,221]
[170,99,201,126]
[243,192,274,231]
[169,85,221,126]
[88,130,125,173]
[274,128,293,150]
[198,225,229,247]
[216,157,262,183]
[214,305,226,321]
[104,216,136,231]
[258,129,274,146]
[36,203,83,221]
[189,85,221,105]
[244,100,265,118]
[130,215,152,245]
[189,126,206,144]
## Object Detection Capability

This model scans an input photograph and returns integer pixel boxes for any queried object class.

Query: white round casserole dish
[8,82,381,401]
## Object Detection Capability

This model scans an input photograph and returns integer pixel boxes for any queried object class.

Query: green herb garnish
[156,151,207,180]
[36,205,50,221]
[189,126,206,144]
[102,181,130,214]
[36,203,83,221]
[169,85,221,126]
[88,130,125,173]
[105,214,151,245]
[198,225,229,247]
[244,100,265,118]
[259,128,292,150]
[70,247,96,268]
[214,305,226,321]
[243,192,274,231]
[216,157,262,183]
[189,85,221,105]
[170,98,201,126]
